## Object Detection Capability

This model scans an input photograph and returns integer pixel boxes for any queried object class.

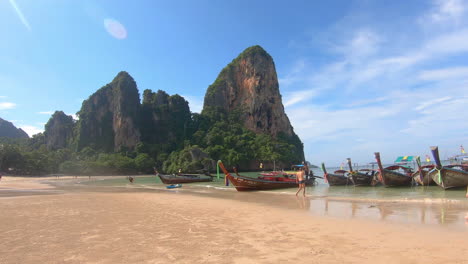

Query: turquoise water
[80,168,468,202]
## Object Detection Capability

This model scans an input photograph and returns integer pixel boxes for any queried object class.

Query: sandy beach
[0,177,467,264]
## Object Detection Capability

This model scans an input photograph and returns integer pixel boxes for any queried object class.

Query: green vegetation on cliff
[0,46,305,175]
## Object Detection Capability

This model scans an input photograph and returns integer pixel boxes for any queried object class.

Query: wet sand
[0,177,467,264]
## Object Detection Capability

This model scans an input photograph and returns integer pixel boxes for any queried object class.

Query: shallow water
[68,172,468,231]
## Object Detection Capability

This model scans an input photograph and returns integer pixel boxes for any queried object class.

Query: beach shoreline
[0,177,467,263]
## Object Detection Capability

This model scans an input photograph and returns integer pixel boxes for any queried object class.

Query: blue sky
[1,0,468,165]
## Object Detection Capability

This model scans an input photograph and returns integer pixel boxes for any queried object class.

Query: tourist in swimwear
[295,167,306,197]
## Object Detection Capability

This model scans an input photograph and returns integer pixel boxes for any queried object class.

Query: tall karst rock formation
[0,118,29,138]
[140,89,192,149]
[203,45,296,138]
[44,111,75,150]
[76,71,141,152]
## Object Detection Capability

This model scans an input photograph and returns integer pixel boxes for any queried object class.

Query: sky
[1,0,468,165]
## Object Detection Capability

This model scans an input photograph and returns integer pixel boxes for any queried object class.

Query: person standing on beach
[295,167,306,197]
[304,162,310,180]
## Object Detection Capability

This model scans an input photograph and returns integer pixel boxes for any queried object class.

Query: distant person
[259,163,263,170]
[295,167,306,197]
[304,163,310,179]
[128,176,134,183]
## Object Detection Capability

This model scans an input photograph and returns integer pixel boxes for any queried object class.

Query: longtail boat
[346,158,373,186]
[156,173,213,184]
[411,156,435,186]
[374,152,413,187]
[428,146,468,189]
[321,163,350,186]
[218,162,314,191]
[259,171,288,177]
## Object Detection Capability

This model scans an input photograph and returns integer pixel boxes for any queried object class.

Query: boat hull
[157,174,212,184]
[350,172,373,186]
[379,169,413,187]
[227,173,314,191]
[411,170,435,186]
[326,173,350,186]
[428,167,468,189]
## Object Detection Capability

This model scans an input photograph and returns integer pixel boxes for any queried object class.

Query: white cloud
[418,66,468,80]
[68,113,79,120]
[413,96,452,111]
[281,2,468,164]
[0,102,16,110]
[19,125,43,137]
[429,0,465,23]
[283,90,317,107]
[38,111,54,115]
[336,29,382,61]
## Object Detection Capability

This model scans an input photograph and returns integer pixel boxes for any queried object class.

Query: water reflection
[301,197,468,229]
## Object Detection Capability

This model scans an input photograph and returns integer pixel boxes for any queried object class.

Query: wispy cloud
[19,125,43,137]
[418,66,468,80]
[282,1,468,164]
[0,102,16,110]
[426,0,466,24]
[283,90,317,107]
[38,111,54,115]
[8,0,31,31]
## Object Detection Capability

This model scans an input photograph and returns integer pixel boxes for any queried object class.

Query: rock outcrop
[44,111,74,150]
[140,89,191,147]
[203,45,295,138]
[0,118,29,138]
[76,71,141,152]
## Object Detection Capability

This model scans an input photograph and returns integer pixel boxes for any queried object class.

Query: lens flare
[104,18,127,39]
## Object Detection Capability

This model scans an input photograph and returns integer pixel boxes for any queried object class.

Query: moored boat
[374,152,413,187]
[321,163,351,186]
[259,171,288,177]
[411,156,435,186]
[218,161,314,191]
[156,173,213,184]
[346,158,373,186]
[428,146,468,189]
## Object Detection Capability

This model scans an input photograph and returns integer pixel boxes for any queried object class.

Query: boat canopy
[394,156,416,163]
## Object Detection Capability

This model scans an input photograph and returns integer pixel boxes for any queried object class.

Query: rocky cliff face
[76,71,141,152]
[203,45,295,138]
[0,118,29,138]
[140,89,191,147]
[44,111,74,150]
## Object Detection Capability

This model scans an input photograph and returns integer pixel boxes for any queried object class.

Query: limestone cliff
[76,71,141,152]
[140,89,191,148]
[44,111,75,150]
[0,118,29,138]
[203,45,295,138]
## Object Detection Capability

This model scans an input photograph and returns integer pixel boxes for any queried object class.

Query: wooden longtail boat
[428,146,468,189]
[321,163,350,186]
[347,158,373,186]
[218,162,314,191]
[374,152,413,187]
[156,173,213,184]
[411,156,435,186]
[259,171,288,177]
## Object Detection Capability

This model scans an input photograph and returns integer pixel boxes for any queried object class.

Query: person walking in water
[296,167,306,197]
